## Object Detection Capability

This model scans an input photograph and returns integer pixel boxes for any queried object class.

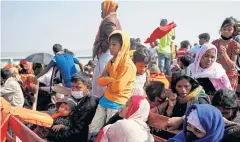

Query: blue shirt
[99,96,121,109]
[48,52,79,88]
[187,45,201,57]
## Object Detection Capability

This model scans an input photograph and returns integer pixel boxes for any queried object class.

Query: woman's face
[136,62,148,75]
[119,99,130,118]
[187,123,206,138]
[109,38,122,57]
[200,49,216,69]
[216,106,234,120]
[175,79,192,97]
[221,25,234,38]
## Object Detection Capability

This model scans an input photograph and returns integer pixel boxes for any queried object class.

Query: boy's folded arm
[109,67,135,92]
[98,76,115,86]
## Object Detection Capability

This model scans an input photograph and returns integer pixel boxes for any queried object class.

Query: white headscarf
[188,43,226,79]
[187,109,206,133]
[99,96,154,142]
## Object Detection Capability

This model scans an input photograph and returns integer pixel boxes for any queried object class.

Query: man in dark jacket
[47,72,99,142]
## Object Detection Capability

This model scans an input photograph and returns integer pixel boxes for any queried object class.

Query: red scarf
[144,22,176,43]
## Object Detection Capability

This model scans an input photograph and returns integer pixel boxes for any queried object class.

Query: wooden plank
[8,116,44,142]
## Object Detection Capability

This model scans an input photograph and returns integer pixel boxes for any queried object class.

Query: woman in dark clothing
[151,76,210,118]
[47,72,99,142]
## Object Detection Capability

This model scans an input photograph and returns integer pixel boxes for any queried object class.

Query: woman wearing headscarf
[89,30,136,137]
[19,59,34,74]
[188,43,232,96]
[168,104,225,142]
[95,95,154,142]
[92,0,122,98]
[151,76,210,117]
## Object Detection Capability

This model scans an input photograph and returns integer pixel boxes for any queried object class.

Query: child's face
[221,25,234,38]
[109,39,122,57]
[135,62,148,75]
[58,103,72,116]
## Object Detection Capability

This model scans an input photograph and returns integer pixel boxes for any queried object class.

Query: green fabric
[157,29,174,54]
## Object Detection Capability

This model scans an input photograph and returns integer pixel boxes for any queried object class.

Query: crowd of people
[1,0,240,142]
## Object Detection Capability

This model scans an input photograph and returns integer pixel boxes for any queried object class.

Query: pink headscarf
[95,96,154,142]
[188,43,232,90]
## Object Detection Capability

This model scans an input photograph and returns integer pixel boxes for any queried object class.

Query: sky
[1,0,240,58]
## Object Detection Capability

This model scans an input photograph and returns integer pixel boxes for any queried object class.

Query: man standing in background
[157,19,175,76]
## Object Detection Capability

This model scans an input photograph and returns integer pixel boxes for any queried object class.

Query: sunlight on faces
[175,79,192,97]
[119,98,131,118]
[200,49,216,69]
[71,81,88,94]
[221,24,234,38]
[187,123,206,138]
[216,106,233,120]
[135,62,148,75]
[58,103,72,116]
[109,38,122,57]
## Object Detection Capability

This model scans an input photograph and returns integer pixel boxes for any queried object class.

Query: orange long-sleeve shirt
[98,60,136,105]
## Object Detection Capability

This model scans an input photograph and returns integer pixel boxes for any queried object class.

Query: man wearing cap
[47,72,99,142]
[157,19,175,76]
[37,44,83,88]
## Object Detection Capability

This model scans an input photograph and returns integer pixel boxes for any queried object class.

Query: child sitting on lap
[35,97,77,140]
